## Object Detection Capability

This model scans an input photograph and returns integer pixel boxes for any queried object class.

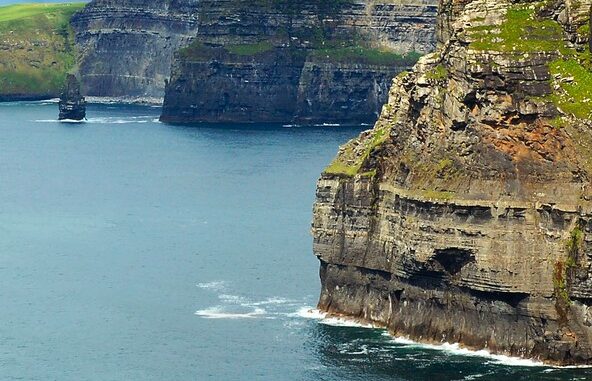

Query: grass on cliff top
[0,3,85,96]
[468,6,566,53]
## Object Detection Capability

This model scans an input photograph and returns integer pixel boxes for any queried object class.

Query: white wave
[464,374,485,380]
[34,118,86,123]
[84,116,156,124]
[314,123,341,127]
[289,307,327,320]
[387,333,545,367]
[85,96,163,105]
[195,306,266,319]
[294,310,560,367]
[250,297,296,306]
[196,281,226,291]
[289,307,378,328]
[219,294,248,304]
[321,316,378,328]
[346,344,369,355]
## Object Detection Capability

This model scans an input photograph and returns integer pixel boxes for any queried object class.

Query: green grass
[226,41,275,56]
[469,6,566,53]
[312,46,421,66]
[548,58,592,119]
[425,64,448,81]
[0,3,85,96]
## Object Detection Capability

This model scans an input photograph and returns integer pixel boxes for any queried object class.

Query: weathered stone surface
[58,74,86,121]
[313,0,592,365]
[71,0,200,100]
[160,0,437,124]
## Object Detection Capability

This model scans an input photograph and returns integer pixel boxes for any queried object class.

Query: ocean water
[0,101,591,381]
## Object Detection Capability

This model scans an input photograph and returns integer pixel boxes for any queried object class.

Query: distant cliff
[160,0,437,124]
[70,0,200,101]
[313,0,592,365]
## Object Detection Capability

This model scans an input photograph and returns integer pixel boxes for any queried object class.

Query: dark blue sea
[0,101,590,381]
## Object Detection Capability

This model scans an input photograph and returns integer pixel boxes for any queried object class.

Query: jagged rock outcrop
[70,0,200,101]
[313,0,592,365]
[59,74,86,121]
[160,0,437,124]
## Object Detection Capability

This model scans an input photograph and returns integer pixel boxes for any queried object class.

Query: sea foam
[293,308,556,368]
[194,307,266,319]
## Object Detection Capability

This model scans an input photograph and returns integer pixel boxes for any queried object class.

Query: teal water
[0,101,591,381]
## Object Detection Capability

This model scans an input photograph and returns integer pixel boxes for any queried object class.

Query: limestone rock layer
[71,0,200,100]
[160,0,437,124]
[313,0,592,365]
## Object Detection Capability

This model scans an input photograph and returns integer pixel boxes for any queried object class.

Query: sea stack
[59,74,86,121]
[313,0,592,366]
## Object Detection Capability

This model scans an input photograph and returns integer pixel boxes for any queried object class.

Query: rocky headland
[70,0,200,101]
[313,0,592,365]
[0,3,83,101]
[160,0,437,124]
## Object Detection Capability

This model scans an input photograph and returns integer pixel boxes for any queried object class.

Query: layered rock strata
[58,74,86,121]
[313,0,592,365]
[70,0,200,100]
[160,0,437,124]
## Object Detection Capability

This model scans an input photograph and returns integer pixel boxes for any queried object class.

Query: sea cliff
[312,0,592,365]
[70,0,200,100]
[160,0,437,124]
[0,3,83,101]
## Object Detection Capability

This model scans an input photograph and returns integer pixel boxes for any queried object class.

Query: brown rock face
[312,0,592,365]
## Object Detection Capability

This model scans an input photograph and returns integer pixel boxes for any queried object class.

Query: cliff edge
[313,0,592,365]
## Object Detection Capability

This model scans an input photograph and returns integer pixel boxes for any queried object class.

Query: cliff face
[160,0,437,124]
[313,0,592,365]
[71,0,200,100]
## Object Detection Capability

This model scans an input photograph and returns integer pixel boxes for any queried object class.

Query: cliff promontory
[71,0,200,101]
[313,0,592,365]
[160,0,437,124]
[0,3,83,101]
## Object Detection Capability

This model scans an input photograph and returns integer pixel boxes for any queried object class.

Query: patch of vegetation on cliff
[311,46,421,66]
[425,64,448,81]
[0,3,84,97]
[548,58,592,119]
[553,226,585,320]
[325,122,392,177]
[554,260,571,323]
[566,225,584,265]
[468,5,566,53]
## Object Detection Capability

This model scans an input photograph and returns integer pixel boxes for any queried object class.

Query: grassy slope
[0,3,85,98]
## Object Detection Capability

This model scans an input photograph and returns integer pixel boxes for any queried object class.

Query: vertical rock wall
[71,0,200,101]
[312,0,592,365]
[160,0,438,124]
